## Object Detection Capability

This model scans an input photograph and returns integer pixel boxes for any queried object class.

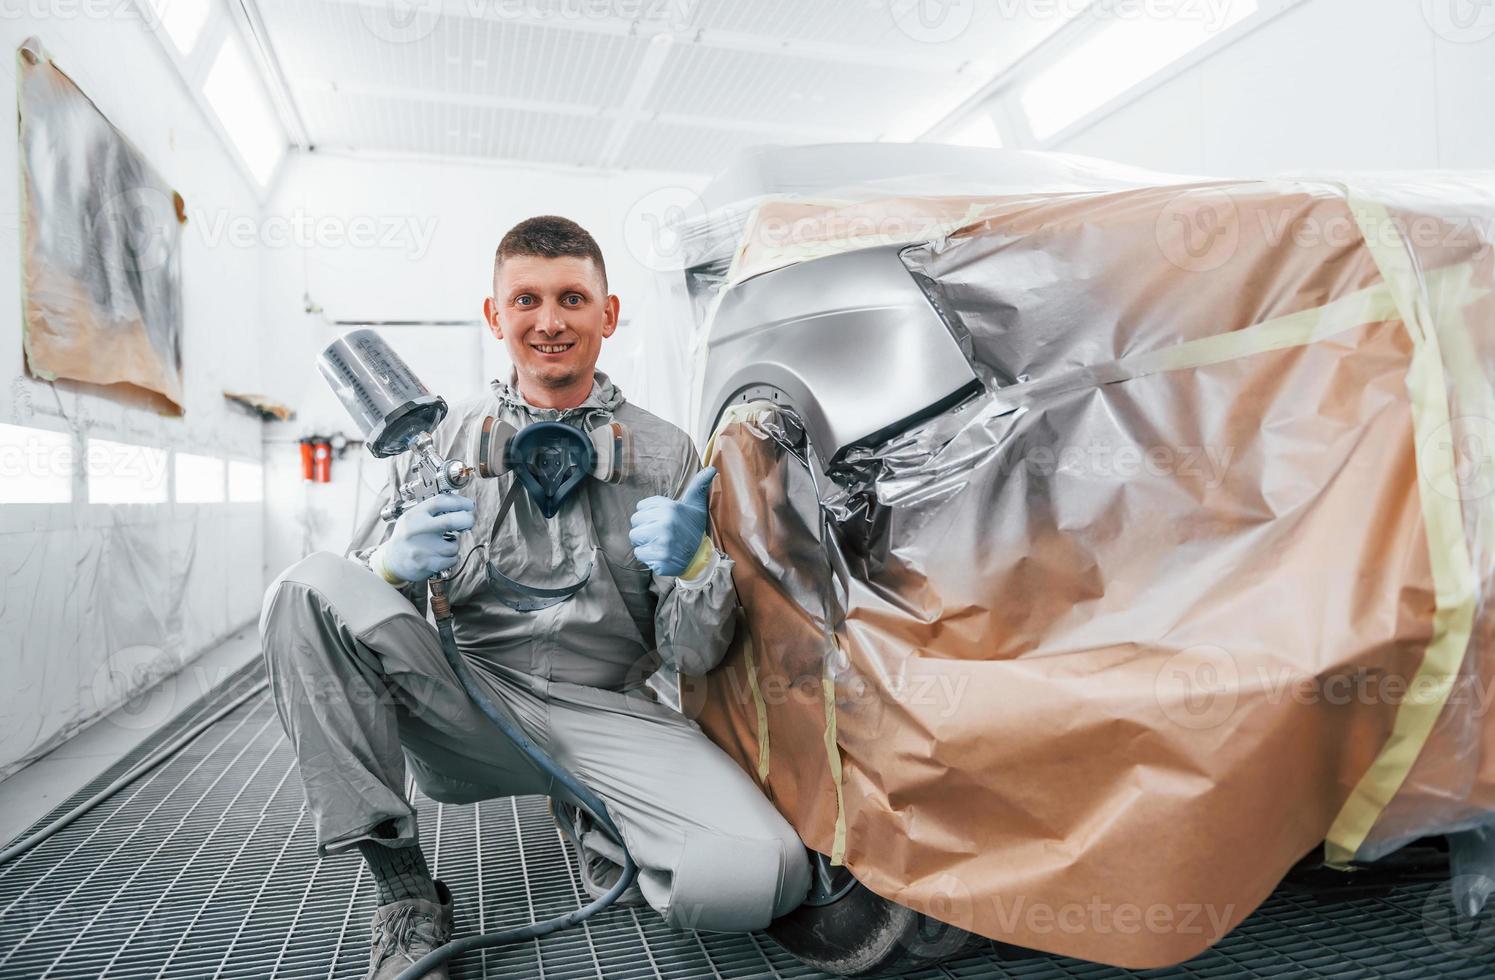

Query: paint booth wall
[1050,0,1495,174]
[255,151,703,584]
[0,17,266,777]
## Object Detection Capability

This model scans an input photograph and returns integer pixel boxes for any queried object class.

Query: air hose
[391,580,639,980]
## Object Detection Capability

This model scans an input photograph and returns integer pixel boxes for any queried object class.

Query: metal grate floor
[2,662,1493,980]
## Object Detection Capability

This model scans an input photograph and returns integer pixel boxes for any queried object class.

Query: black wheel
[765,853,983,977]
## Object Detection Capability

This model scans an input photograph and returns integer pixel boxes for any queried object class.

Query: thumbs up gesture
[628,467,717,577]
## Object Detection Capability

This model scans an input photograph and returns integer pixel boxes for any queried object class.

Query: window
[228,459,263,503]
[175,452,226,503]
[87,439,169,504]
[202,36,285,185]
[1022,1,1259,141]
[146,0,211,55]
[0,423,73,504]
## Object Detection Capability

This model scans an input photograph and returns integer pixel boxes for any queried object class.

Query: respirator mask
[469,415,631,610]
[318,328,632,611]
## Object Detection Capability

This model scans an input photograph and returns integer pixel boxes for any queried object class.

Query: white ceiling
[253,0,1079,174]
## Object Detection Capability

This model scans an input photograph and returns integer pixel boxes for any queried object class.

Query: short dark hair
[495,215,608,293]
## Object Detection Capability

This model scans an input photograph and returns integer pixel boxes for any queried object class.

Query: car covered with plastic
[646,144,1495,974]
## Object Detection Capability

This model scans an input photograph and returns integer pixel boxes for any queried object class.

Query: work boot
[365,878,455,980]
[551,800,647,907]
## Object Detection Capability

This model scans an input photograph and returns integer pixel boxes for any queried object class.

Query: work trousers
[259,551,810,932]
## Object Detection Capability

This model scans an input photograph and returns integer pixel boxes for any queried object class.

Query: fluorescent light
[0,423,73,504]
[228,459,263,503]
[146,0,211,55]
[1022,1,1258,141]
[87,439,169,504]
[175,452,226,503]
[202,37,285,185]
[945,112,1003,148]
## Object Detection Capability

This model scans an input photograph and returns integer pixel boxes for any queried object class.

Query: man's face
[484,254,619,394]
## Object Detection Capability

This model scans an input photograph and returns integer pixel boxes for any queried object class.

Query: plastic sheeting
[18,37,186,413]
[1,39,263,781]
[692,170,1495,967]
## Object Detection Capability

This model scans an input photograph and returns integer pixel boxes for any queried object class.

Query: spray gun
[315,328,639,979]
[317,330,474,592]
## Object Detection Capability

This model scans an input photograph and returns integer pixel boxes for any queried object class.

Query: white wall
[1050,0,1494,175]
[0,12,266,775]
[257,151,704,581]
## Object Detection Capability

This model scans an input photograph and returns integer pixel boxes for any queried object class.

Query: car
[651,144,1495,975]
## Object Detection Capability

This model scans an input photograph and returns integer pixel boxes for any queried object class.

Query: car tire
[765,873,982,977]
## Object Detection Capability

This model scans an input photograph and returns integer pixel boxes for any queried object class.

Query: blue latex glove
[375,493,475,584]
[628,467,717,577]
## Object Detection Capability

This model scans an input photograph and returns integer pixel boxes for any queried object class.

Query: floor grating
[2,662,1493,978]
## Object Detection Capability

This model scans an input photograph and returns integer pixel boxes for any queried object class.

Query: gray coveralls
[259,370,810,932]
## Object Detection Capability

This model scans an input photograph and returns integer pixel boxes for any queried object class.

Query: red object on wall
[299,438,315,482]
[312,436,332,483]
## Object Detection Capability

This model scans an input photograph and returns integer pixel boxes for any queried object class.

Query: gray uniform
[259,371,810,932]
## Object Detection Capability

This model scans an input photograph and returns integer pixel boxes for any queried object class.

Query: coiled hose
[391,579,638,980]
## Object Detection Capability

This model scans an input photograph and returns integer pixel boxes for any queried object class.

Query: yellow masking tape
[1323,195,1481,866]
[824,652,848,866]
[742,635,771,784]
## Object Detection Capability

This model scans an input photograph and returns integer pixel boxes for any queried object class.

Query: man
[260,216,810,979]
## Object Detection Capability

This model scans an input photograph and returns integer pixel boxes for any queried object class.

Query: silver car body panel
[693,244,979,459]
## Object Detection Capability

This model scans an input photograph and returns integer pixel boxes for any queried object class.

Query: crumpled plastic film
[695,174,1495,968]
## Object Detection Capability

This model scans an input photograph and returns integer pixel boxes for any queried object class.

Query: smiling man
[260,216,810,979]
